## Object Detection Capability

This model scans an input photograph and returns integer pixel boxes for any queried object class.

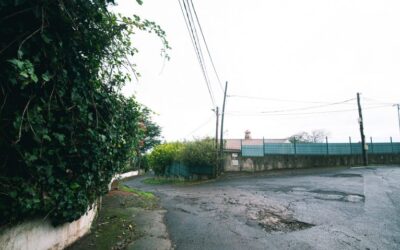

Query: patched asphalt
[124,165,400,250]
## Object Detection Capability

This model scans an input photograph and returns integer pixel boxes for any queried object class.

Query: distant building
[224,130,289,152]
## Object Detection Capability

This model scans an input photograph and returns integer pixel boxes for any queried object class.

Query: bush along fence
[241,137,400,157]
[148,139,217,179]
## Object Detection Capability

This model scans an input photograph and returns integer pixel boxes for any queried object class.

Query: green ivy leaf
[31,73,38,83]
[42,71,52,82]
[8,58,24,69]
[10,191,17,198]
[70,182,80,190]
[43,135,51,142]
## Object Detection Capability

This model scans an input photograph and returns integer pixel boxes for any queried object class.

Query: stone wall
[224,153,400,172]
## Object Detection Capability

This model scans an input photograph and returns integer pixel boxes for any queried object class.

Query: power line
[184,114,214,138]
[258,98,356,114]
[178,0,216,107]
[228,98,356,114]
[228,94,356,104]
[363,96,396,105]
[226,104,392,117]
[189,0,224,92]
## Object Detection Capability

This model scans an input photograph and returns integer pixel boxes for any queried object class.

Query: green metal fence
[241,140,400,157]
[165,162,214,178]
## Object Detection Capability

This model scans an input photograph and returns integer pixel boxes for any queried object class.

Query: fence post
[349,136,352,155]
[294,138,297,155]
[390,137,393,153]
[370,137,373,153]
[326,136,329,155]
[262,137,265,156]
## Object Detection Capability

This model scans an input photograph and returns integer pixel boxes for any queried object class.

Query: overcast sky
[113,0,400,142]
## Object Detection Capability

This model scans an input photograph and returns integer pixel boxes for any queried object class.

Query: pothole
[310,190,365,202]
[332,173,362,178]
[345,194,364,202]
[248,209,314,233]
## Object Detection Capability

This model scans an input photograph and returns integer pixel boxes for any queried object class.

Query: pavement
[124,165,400,250]
[127,209,172,250]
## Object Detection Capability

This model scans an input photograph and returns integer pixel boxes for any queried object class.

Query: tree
[288,130,330,143]
[309,129,329,143]
[132,107,162,170]
[0,0,169,225]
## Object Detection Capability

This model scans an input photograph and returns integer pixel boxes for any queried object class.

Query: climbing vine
[0,0,169,225]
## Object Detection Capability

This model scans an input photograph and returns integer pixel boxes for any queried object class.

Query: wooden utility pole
[219,81,228,174]
[215,106,219,149]
[357,93,368,166]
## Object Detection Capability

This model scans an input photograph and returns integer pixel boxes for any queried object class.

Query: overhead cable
[258,98,356,114]
[226,104,392,117]
[189,0,224,92]
[183,114,214,138]
[228,94,356,104]
[178,0,215,107]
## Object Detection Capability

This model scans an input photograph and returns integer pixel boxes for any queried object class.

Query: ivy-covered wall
[0,0,168,226]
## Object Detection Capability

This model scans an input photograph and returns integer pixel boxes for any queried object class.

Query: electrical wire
[228,98,356,114]
[178,0,216,107]
[228,94,355,104]
[259,98,356,114]
[363,96,397,105]
[183,114,214,138]
[189,0,224,92]
[226,104,392,117]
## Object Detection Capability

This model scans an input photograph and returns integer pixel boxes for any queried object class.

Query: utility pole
[214,106,219,150]
[394,104,400,135]
[357,92,368,166]
[219,81,228,174]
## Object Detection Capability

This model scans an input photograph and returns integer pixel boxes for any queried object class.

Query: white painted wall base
[1,170,139,250]
[0,204,97,250]
[108,170,139,190]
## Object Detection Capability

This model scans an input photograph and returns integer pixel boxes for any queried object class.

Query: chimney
[244,130,251,140]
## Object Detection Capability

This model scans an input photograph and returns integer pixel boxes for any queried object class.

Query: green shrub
[148,142,183,175]
[180,139,217,171]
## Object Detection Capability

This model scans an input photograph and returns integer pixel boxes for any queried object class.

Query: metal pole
[357,92,368,166]
[262,137,265,156]
[349,136,352,155]
[294,138,297,155]
[326,136,329,155]
[390,136,393,153]
[396,104,400,135]
[240,139,243,156]
[370,137,373,154]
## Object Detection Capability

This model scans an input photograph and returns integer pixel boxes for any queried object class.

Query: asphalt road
[125,166,400,250]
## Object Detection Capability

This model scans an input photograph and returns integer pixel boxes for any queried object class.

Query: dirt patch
[108,190,137,197]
